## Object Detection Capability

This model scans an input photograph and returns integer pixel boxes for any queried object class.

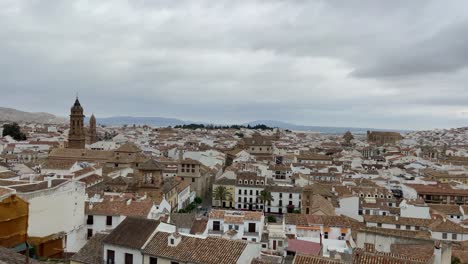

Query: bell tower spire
[68,96,86,149]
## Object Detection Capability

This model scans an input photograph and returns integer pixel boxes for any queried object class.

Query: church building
[67,97,97,149]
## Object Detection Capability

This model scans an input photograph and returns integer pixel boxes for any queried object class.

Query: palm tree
[213,185,231,208]
[259,190,274,213]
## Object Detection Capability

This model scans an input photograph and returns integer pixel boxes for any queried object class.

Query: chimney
[47,178,52,188]
[127,199,132,206]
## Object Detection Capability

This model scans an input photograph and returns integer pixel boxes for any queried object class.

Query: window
[192,178,195,183]
[406,225,410,230]
[262,244,267,248]
[279,193,283,198]
[170,238,174,245]
[341,233,346,237]
[396,224,401,229]
[442,233,447,239]
[289,193,292,199]
[235,225,239,231]
[252,238,256,242]
[256,190,259,195]
[125,253,133,264]
[87,229,92,239]
[107,250,115,264]
[324,232,329,239]
[150,257,158,264]
[87,215,94,225]
[250,190,253,195]
[452,234,457,240]
[229,225,233,230]
[248,223,256,233]
[358,210,363,215]
[278,240,283,247]
[377,223,382,227]
[238,197,241,202]
[106,216,113,226]
[213,221,220,231]
[244,190,247,195]
[171,262,179,264]
[415,226,420,230]
[239,189,242,195]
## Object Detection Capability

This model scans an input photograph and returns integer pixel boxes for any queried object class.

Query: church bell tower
[68,97,86,149]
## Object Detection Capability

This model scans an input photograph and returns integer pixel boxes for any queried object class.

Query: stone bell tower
[68,97,86,149]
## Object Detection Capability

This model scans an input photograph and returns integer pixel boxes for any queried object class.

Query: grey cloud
[1,0,468,130]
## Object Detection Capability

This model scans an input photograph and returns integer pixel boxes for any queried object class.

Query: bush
[194,197,202,204]
[267,215,276,223]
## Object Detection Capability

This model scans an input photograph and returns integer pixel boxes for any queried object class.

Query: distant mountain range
[95,117,406,134]
[0,107,406,134]
[0,107,66,124]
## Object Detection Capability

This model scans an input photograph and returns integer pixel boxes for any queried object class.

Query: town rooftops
[209,209,263,222]
[0,247,42,264]
[285,214,352,228]
[142,232,248,264]
[115,142,141,153]
[286,239,321,256]
[103,217,160,249]
[139,159,165,171]
[293,255,341,264]
[8,179,69,193]
[70,233,107,264]
[364,215,433,228]
[297,152,332,161]
[85,196,154,217]
[352,248,428,264]
[406,183,468,196]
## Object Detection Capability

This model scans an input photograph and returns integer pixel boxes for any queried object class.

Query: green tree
[343,131,354,145]
[194,196,202,205]
[213,186,231,208]
[2,123,26,141]
[259,190,274,213]
[451,256,461,264]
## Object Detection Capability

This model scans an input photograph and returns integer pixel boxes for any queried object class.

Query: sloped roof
[139,159,165,171]
[143,232,247,264]
[70,233,107,264]
[103,217,159,249]
[116,142,141,153]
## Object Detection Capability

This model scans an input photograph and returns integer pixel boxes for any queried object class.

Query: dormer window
[256,180,259,185]
[261,181,264,185]
[244,180,248,184]
[250,180,254,185]
[168,232,181,247]
[239,180,242,184]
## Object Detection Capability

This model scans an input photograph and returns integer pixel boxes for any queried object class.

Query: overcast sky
[1,0,468,130]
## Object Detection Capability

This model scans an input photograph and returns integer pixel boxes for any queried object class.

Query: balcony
[208,229,224,235]
[243,232,259,237]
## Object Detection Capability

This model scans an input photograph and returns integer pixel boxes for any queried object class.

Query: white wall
[103,244,142,264]
[18,180,87,253]
[336,196,363,222]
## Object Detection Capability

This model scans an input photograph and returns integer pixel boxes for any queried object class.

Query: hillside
[0,107,66,124]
